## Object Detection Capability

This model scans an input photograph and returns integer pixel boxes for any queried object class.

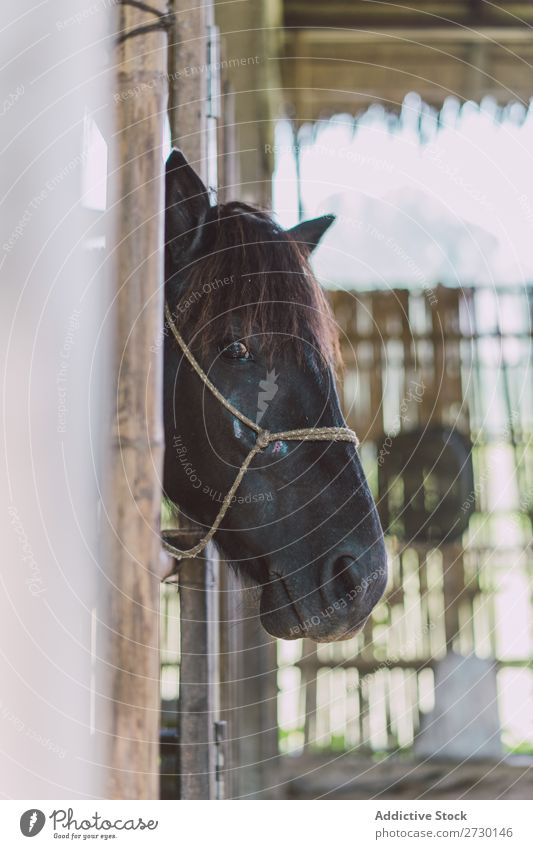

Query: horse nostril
[324,555,363,603]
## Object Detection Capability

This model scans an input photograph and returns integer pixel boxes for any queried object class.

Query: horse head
[163,149,387,641]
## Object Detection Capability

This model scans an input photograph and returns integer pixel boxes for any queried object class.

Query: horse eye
[219,340,252,361]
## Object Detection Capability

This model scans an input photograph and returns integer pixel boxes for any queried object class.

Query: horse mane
[167,201,340,368]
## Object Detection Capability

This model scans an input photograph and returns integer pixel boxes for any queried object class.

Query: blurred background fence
[278,284,533,759]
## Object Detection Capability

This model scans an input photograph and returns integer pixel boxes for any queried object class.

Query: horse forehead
[219,207,284,240]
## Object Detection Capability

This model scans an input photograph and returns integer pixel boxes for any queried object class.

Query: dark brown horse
[163,150,387,641]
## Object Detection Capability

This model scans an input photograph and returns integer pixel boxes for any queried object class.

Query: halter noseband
[162,303,359,560]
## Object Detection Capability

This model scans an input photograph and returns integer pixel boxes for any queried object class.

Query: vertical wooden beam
[303,640,318,747]
[178,544,220,799]
[213,66,240,800]
[237,615,280,798]
[167,0,224,801]
[218,566,242,799]
[217,82,239,202]
[107,1,168,799]
[212,2,282,797]
[214,0,283,205]
[168,1,282,799]
[169,0,214,176]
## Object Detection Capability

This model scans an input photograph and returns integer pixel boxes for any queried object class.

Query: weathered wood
[236,614,281,799]
[178,544,220,799]
[106,0,168,799]
[217,81,239,202]
[281,10,533,122]
[166,5,281,799]
[169,0,213,176]
[166,0,223,802]
[218,565,241,799]
[211,4,283,794]
[297,657,435,674]
[214,0,283,205]
[286,25,533,42]
[302,640,318,747]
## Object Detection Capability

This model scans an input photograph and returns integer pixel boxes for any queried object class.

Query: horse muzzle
[258,552,387,642]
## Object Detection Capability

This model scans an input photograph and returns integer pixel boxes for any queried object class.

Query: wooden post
[106,0,169,799]
[169,0,213,174]
[167,1,282,799]
[236,615,280,799]
[218,565,241,799]
[178,544,220,799]
[166,0,224,801]
[303,640,318,747]
[214,0,283,206]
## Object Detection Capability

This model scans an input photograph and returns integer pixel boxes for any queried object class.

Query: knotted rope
[163,303,359,560]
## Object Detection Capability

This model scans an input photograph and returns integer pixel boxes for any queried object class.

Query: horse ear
[165,149,210,260]
[287,214,335,253]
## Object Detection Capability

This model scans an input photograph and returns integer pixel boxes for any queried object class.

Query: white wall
[0,0,114,798]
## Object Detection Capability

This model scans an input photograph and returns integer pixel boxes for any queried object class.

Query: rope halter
[163,303,360,560]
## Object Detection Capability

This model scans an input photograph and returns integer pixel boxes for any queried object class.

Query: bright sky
[273,94,533,288]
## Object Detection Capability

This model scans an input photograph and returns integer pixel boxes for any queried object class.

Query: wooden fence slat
[107,0,169,800]
[178,545,220,799]
[218,566,241,799]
